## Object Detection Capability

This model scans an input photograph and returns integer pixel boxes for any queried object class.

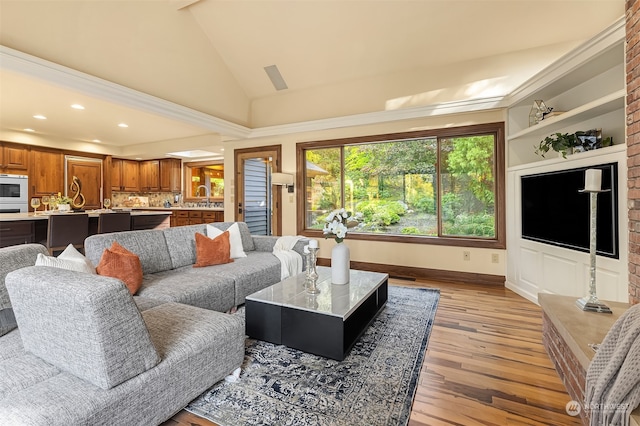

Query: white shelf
[508,89,625,142]
[507,143,626,173]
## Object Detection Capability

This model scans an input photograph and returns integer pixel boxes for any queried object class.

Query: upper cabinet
[0,142,29,173]
[506,19,625,169]
[160,158,181,192]
[31,149,63,197]
[140,160,160,192]
[112,158,181,193]
[111,159,140,192]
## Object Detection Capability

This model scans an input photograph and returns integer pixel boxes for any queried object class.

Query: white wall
[224,109,507,278]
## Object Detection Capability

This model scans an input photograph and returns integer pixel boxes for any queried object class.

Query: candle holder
[303,246,312,281]
[575,186,612,314]
[306,246,320,294]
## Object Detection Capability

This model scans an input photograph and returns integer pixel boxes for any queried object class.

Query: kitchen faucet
[196,184,211,207]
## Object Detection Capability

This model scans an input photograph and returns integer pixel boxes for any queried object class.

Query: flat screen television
[521,162,619,259]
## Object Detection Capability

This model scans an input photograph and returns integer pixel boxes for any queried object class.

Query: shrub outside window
[297,123,505,249]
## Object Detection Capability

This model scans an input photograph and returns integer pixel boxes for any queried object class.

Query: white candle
[303,245,309,254]
[585,169,602,192]
[308,239,318,249]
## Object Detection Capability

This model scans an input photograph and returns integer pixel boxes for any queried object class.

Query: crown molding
[505,16,625,106]
[247,96,507,139]
[0,45,252,139]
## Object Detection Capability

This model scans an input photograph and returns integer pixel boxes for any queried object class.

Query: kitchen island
[116,206,225,227]
[0,210,172,248]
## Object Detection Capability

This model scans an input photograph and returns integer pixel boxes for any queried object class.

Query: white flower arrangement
[323,208,351,243]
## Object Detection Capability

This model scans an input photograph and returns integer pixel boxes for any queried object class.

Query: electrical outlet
[289,194,294,203]
[463,251,470,261]
[491,253,499,263]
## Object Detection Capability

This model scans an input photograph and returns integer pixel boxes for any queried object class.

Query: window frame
[295,122,506,249]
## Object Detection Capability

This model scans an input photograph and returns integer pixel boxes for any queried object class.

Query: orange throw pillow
[96,241,143,295]
[194,231,233,268]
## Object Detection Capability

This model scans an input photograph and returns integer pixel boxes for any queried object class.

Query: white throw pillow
[207,223,247,259]
[35,244,97,274]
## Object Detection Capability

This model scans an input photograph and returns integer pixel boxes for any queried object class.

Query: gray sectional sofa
[0,222,307,425]
[83,222,308,311]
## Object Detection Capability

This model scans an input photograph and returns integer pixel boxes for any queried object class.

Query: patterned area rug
[186,285,440,426]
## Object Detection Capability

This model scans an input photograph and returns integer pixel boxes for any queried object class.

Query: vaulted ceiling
[0,0,625,159]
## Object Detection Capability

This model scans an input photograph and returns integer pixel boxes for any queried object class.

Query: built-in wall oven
[0,174,28,213]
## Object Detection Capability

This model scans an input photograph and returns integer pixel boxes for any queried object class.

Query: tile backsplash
[112,192,178,207]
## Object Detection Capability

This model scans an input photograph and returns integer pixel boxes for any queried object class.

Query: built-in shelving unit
[505,17,628,304]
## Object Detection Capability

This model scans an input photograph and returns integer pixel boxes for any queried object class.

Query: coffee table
[245,266,388,361]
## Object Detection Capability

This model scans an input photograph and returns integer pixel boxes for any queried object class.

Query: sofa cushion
[0,244,49,337]
[162,224,207,269]
[137,267,236,312]
[207,223,247,258]
[194,231,233,267]
[5,266,160,390]
[96,241,144,294]
[209,251,282,305]
[84,230,173,275]
[35,244,96,274]
[208,222,255,252]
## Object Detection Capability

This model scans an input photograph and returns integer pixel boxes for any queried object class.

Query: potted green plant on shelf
[534,132,580,158]
[534,130,613,159]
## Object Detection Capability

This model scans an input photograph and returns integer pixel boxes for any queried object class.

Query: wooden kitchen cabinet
[0,142,29,173]
[30,149,63,197]
[140,160,160,192]
[160,158,181,192]
[171,209,223,227]
[111,159,140,192]
[203,211,224,222]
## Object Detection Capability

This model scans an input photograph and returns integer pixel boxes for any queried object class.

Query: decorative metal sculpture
[70,175,86,209]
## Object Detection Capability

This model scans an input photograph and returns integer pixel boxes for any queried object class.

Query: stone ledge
[539,293,639,425]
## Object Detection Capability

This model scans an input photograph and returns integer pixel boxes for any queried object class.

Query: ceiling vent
[264,65,288,91]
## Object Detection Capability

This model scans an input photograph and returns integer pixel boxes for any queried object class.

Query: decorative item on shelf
[529,100,553,126]
[576,169,612,314]
[53,192,72,212]
[323,208,357,285]
[69,175,86,210]
[306,239,320,294]
[534,129,612,158]
[541,111,565,120]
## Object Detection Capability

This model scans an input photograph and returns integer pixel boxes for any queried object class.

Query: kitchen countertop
[0,210,172,222]
[119,206,225,212]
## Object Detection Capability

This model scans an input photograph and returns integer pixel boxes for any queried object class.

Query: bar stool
[97,212,131,234]
[46,213,89,255]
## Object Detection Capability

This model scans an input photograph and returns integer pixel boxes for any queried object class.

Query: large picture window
[297,123,505,248]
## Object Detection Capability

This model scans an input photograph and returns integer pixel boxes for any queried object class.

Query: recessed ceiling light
[135,157,142,160]
[221,148,225,151]
[118,123,129,128]
[71,104,85,110]
[33,115,47,120]
[92,139,101,143]
[23,128,35,132]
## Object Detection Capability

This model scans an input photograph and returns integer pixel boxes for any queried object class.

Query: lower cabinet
[0,221,35,248]
[131,215,171,230]
[171,210,223,227]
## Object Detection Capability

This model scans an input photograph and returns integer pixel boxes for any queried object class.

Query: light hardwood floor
[162,279,580,426]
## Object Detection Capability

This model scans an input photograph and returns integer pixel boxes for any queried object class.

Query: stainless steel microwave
[0,174,28,213]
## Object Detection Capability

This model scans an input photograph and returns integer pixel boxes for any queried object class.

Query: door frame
[234,145,282,236]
